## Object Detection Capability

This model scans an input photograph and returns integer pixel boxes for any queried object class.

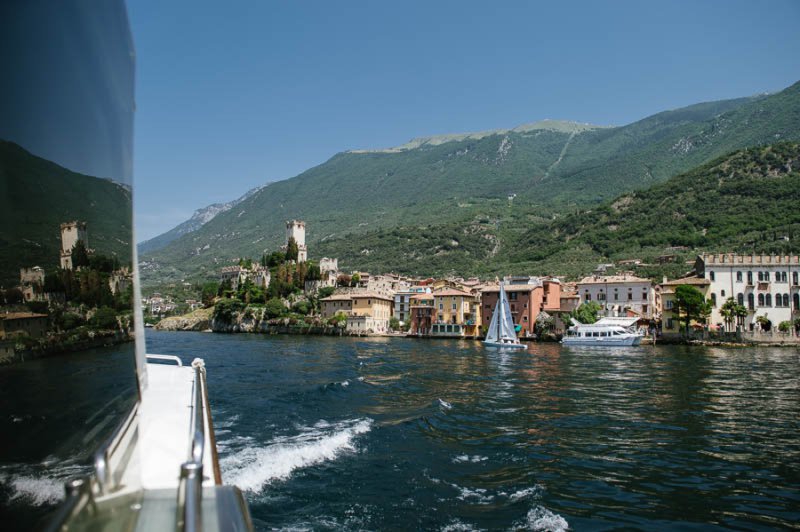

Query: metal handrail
[179,359,207,532]
[146,353,183,366]
[93,402,139,496]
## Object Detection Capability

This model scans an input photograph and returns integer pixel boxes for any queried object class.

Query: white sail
[499,283,517,340]
[484,282,523,347]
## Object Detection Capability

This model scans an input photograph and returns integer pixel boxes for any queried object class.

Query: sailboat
[483,282,526,348]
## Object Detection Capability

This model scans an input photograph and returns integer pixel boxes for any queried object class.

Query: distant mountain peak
[348,119,608,154]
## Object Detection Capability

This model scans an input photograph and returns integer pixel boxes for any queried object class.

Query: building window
[794,293,800,310]
[748,293,755,310]
[710,293,717,306]
[665,300,673,310]
[439,304,443,310]
[794,272,799,285]
[758,293,764,306]
[523,316,528,322]
[783,294,790,307]
[710,271,715,281]
[736,271,742,282]
[598,292,606,301]
[628,292,632,301]
[452,303,456,310]
[765,294,772,307]
[509,292,518,300]
[667,318,674,330]
[485,304,491,309]
[585,294,592,302]
[747,271,753,284]
[721,290,726,297]
[737,293,744,306]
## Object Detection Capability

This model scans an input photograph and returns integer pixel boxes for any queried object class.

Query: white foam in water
[221,418,372,493]
[514,505,569,531]
[452,455,488,464]
[440,519,483,531]
[0,462,89,506]
[507,485,542,502]
[438,399,453,410]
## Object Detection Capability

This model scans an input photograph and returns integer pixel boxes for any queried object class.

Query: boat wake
[0,460,89,506]
[220,417,373,493]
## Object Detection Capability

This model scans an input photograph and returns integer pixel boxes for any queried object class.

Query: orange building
[480,278,561,337]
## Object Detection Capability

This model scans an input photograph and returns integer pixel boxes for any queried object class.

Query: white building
[576,274,655,319]
[696,253,800,331]
[219,264,270,292]
[394,286,431,325]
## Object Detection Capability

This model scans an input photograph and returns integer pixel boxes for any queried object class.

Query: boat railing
[145,353,183,366]
[93,401,139,496]
[178,359,209,532]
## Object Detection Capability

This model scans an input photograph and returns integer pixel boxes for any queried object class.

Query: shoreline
[149,325,800,348]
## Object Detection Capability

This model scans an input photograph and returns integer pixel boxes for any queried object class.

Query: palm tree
[734,304,748,332]
[720,298,737,332]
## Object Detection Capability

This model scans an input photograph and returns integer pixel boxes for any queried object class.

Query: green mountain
[140,81,800,287]
[0,141,132,288]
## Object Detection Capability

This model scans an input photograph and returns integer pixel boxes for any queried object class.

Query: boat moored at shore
[562,317,643,346]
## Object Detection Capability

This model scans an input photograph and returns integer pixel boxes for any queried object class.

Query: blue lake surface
[2,332,799,530]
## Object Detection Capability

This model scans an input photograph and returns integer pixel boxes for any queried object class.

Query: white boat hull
[561,335,642,346]
[483,340,526,349]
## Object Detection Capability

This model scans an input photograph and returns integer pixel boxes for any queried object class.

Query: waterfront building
[347,292,393,334]
[394,286,430,325]
[0,312,48,340]
[409,292,435,335]
[480,277,561,337]
[658,275,711,334]
[576,273,655,319]
[320,293,353,319]
[0,340,15,363]
[59,221,88,270]
[695,253,800,331]
[431,288,481,337]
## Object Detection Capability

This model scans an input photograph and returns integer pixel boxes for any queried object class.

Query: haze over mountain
[140,80,800,288]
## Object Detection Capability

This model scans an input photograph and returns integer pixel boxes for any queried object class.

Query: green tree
[318,286,336,299]
[71,240,90,268]
[350,272,361,287]
[720,298,737,332]
[285,237,299,262]
[389,316,400,331]
[569,301,601,325]
[91,306,118,330]
[265,298,286,319]
[292,300,311,315]
[756,315,771,332]
[674,285,709,334]
[201,282,219,307]
[778,320,792,333]
[212,298,243,322]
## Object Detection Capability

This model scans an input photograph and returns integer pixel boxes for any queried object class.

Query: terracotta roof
[660,276,710,287]
[578,275,651,285]
[350,291,393,301]
[410,293,434,300]
[1,312,48,320]
[481,284,537,293]
[433,288,474,297]
[320,294,352,302]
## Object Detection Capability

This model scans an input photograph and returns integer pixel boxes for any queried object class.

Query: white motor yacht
[562,317,643,346]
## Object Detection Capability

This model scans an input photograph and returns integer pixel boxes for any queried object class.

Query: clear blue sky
[129,0,800,242]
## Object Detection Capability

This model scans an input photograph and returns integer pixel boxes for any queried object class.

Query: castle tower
[60,221,88,269]
[285,220,307,263]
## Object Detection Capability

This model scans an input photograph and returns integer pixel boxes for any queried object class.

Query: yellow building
[347,292,393,334]
[432,288,481,337]
[659,276,711,334]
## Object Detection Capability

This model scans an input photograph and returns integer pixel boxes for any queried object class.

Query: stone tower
[60,221,88,269]
[285,220,307,263]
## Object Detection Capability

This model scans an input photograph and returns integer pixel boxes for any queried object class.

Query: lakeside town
[0,222,134,363]
[147,219,800,344]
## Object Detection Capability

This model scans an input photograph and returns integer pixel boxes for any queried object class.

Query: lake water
[2,332,799,530]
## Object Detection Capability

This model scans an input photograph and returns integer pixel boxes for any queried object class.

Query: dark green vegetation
[0,141,132,288]
[141,81,800,288]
